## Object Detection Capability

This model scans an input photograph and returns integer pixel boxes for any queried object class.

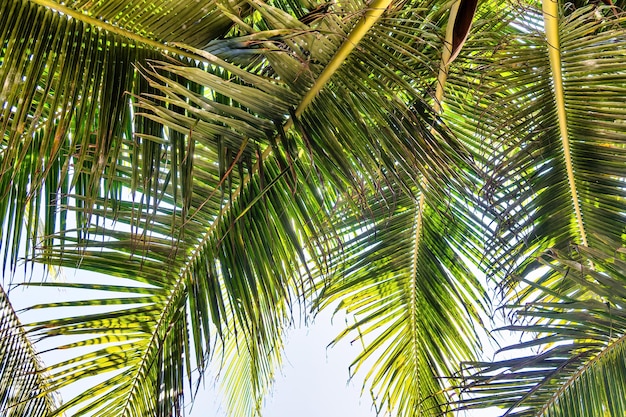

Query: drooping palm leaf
[0,285,56,416]
[138,1,493,411]
[316,184,488,416]
[0,1,317,413]
[440,3,626,413]
[25,150,331,416]
[0,0,243,273]
[305,2,504,415]
[460,241,626,417]
[143,2,482,413]
[444,1,626,282]
[212,291,288,417]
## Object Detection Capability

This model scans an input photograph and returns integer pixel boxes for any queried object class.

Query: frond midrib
[405,2,463,412]
[117,276,185,417]
[542,0,587,246]
[294,0,394,116]
[408,192,426,410]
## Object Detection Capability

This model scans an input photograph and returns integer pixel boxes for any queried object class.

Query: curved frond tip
[461,241,626,417]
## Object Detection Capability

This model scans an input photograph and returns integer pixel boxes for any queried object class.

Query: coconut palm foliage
[446,0,626,276]
[2,0,626,417]
[0,286,57,416]
[0,0,490,416]
[316,185,488,416]
[460,241,626,417]
[448,1,626,415]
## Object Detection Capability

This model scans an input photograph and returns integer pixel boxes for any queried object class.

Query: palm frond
[0,0,227,273]
[443,1,626,282]
[1,3,301,411]
[212,294,287,417]
[317,185,487,416]
[12,1,620,416]
[35,0,239,48]
[2,1,337,414]
[460,241,626,417]
[22,143,332,416]
[306,3,498,415]
[0,285,56,416]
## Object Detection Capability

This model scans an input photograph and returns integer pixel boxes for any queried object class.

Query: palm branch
[316,184,488,416]
[0,284,56,416]
[307,2,503,415]
[460,241,626,417]
[1,0,323,414]
[0,0,246,272]
[443,1,626,280]
[444,1,626,415]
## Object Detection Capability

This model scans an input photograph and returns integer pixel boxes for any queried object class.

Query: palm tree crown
[2,0,626,416]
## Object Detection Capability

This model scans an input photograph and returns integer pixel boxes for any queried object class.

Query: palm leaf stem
[402,7,459,406]
[117,273,186,417]
[28,0,202,61]
[433,0,458,111]
[408,190,427,411]
[294,0,394,115]
[542,0,587,246]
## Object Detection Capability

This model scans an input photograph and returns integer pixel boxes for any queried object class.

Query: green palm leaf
[460,241,626,417]
[0,0,240,272]
[443,3,626,414]
[23,148,330,416]
[0,285,56,416]
[317,186,487,416]
[444,1,626,280]
[306,3,500,415]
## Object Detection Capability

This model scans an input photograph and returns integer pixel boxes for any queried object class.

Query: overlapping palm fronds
[460,241,626,417]
[445,1,626,280]
[1,0,494,415]
[0,0,243,273]
[316,184,487,416]
[4,0,626,416]
[1,0,493,414]
[307,2,501,415]
[131,1,492,413]
[1,0,327,414]
[444,2,626,415]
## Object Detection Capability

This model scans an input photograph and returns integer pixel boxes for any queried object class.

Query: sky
[191,307,380,417]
